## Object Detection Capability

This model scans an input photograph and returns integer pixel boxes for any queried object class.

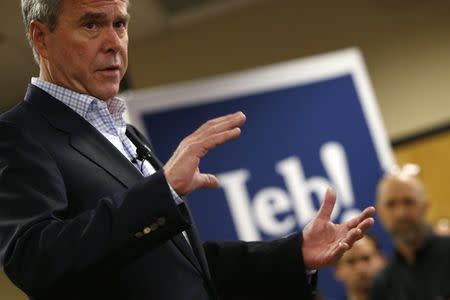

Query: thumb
[198,173,220,189]
[317,188,336,220]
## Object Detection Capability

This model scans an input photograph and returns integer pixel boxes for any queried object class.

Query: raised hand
[301,188,375,269]
[164,111,246,196]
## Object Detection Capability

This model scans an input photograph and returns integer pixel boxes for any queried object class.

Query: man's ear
[420,195,430,218]
[29,19,50,60]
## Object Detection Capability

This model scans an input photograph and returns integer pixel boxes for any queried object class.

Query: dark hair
[363,231,382,253]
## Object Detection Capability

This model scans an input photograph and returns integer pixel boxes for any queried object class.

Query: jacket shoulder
[0,101,46,131]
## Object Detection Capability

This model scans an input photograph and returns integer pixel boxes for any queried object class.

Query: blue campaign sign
[125,48,395,299]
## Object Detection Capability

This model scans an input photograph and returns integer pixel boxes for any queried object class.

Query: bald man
[369,169,450,300]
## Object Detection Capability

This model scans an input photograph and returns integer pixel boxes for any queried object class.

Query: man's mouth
[97,66,121,76]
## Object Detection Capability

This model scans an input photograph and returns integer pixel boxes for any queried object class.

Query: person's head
[334,234,385,295]
[376,165,429,246]
[21,0,129,101]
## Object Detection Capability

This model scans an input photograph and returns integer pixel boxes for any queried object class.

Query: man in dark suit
[0,0,375,299]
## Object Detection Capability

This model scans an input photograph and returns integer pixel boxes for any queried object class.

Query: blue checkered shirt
[31,78,183,205]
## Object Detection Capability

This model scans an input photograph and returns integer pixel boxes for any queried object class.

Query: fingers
[329,240,349,265]
[164,112,245,195]
[356,217,375,233]
[196,128,242,157]
[198,173,220,189]
[184,112,246,157]
[346,206,376,229]
[192,111,246,139]
[319,236,354,268]
[341,227,363,249]
[317,188,336,220]
[336,241,349,255]
[341,217,375,249]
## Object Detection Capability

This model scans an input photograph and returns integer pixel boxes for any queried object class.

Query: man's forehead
[77,0,128,5]
[66,0,129,11]
[351,237,374,251]
[378,177,423,201]
[59,0,129,21]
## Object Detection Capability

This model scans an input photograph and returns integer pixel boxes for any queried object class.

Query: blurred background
[1,0,449,299]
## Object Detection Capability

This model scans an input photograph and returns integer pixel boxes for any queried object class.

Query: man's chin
[93,87,120,101]
[392,229,419,245]
[354,283,370,293]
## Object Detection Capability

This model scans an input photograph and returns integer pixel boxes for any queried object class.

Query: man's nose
[354,260,368,272]
[393,205,408,219]
[102,27,123,53]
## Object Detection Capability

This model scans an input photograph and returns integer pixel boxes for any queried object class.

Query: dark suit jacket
[0,85,314,300]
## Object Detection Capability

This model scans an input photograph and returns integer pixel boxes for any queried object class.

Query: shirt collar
[31,77,126,121]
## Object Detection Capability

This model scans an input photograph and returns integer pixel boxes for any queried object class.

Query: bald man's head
[376,174,428,245]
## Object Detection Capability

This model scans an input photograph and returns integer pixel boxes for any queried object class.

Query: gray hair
[21,0,64,64]
[22,0,130,65]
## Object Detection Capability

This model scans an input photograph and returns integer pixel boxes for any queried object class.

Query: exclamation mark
[320,142,361,221]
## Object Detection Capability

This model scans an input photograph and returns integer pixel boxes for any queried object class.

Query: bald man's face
[376,177,428,244]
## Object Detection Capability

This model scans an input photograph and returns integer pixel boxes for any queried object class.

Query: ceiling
[0,0,260,112]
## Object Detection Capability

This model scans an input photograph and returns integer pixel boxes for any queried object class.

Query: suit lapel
[171,233,203,274]
[69,131,143,188]
[24,85,143,188]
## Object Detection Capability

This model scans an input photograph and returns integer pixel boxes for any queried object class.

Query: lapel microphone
[126,129,163,171]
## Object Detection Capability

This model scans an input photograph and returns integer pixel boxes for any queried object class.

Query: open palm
[164,112,246,196]
[301,188,375,269]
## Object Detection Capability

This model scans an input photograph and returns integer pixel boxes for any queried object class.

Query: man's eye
[361,255,371,262]
[345,259,355,266]
[84,22,97,30]
[385,200,395,208]
[114,21,126,29]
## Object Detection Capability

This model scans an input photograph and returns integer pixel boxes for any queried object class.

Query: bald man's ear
[29,20,50,60]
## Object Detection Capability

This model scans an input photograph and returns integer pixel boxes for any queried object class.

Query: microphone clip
[136,145,152,162]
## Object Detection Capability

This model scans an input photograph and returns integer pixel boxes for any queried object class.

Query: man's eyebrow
[79,12,107,23]
[78,12,130,23]
[122,13,131,22]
